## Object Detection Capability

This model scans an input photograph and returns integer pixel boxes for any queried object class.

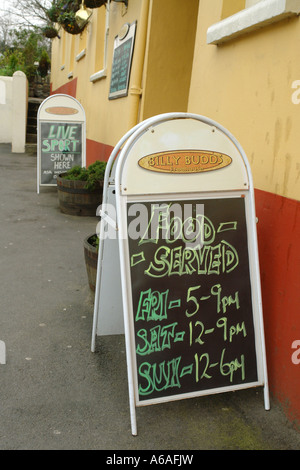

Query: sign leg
[124,325,137,435]
[129,392,137,436]
[0,341,6,364]
[264,383,270,411]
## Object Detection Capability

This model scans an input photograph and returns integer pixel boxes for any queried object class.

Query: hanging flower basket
[42,25,60,38]
[46,5,60,22]
[60,10,87,34]
[58,0,81,15]
[85,0,107,8]
[45,0,93,35]
[62,20,87,34]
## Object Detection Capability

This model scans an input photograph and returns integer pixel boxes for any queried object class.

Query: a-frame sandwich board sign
[37,94,86,193]
[92,113,269,436]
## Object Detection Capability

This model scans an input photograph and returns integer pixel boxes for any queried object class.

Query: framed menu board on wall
[109,21,137,100]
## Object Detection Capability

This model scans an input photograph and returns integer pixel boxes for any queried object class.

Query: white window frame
[76,49,86,62]
[207,0,300,45]
[90,0,110,82]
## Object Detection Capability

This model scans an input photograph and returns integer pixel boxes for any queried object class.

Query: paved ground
[0,144,299,451]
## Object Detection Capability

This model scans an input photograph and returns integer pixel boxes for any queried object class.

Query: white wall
[0,76,13,144]
[0,71,28,152]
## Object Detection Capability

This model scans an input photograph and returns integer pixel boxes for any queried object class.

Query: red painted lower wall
[255,188,300,427]
[86,139,114,166]
[50,78,77,98]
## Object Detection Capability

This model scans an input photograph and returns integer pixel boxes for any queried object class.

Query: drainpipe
[128,0,150,129]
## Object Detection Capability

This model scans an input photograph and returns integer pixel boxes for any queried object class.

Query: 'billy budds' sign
[138,150,232,174]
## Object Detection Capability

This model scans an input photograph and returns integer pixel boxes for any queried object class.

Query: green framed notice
[109,21,137,100]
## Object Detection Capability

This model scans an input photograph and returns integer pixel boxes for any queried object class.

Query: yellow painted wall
[188,0,300,201]
[140,0,198,119]
[221,0,245,19]
[51,1,148,149]
[50,0,198,153]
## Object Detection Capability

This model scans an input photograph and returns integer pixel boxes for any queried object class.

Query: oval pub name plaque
[138,150,232,174]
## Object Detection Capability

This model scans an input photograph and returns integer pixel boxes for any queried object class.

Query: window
[60,32,66,70]
[67,35,75,78]
[75,28,87,62]
[90,5,109,82]
[245,0,262,7]
[207,0,300,45]
[221,0,246,19]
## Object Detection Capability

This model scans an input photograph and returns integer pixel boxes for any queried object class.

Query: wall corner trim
[207,0,300,45]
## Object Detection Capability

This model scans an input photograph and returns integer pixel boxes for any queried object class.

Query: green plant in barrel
[57,160,107,216]
[60,160,107,189]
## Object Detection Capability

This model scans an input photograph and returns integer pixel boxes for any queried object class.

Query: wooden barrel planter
[57,174,103,216]
[83,234,98,291]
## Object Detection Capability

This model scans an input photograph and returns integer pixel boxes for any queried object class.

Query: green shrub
[60,160,107,190]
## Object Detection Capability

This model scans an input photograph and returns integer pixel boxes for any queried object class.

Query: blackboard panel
[127,197,258,403]
[109,38,133,96]
[109,22,136,100]
[40,122,82,185]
